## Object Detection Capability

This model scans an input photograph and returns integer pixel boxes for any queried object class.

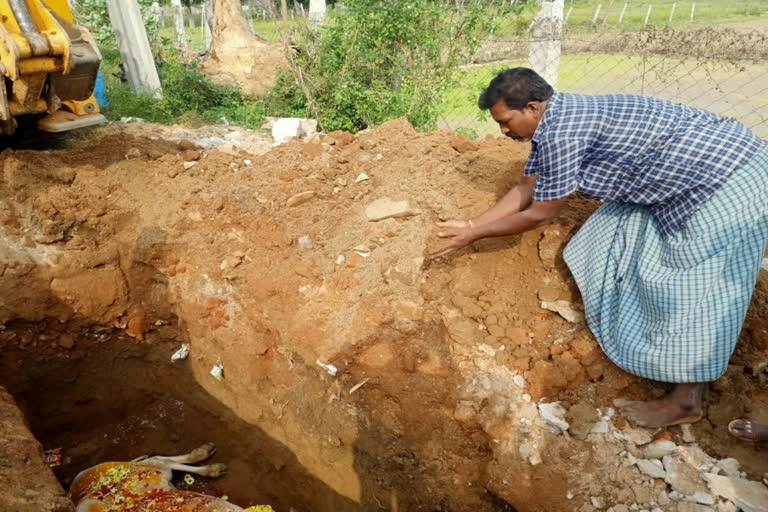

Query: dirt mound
[1,120,767,511]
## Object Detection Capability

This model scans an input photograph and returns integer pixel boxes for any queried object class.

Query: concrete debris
[714,458,740,478]
[663,454,709,496]
[677,445,716,472]
[643,439,676,460]
[703,473,768,512]
[286,191,316,207]
[686,491,715,505]
[538,401,570,433]
[365,198,420,222]
[636,458,666,479]
[621,426,653,446]
[540,300,585,323]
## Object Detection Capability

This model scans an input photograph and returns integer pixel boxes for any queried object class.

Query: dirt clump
[1,118,767,511]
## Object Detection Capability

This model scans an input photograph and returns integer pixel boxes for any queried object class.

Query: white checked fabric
[524,93,767,236]
[564,148,768,382]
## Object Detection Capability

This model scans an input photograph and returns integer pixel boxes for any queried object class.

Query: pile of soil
[1,119,766,511]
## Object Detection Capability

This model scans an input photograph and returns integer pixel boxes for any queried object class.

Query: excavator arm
[0,0,105,135]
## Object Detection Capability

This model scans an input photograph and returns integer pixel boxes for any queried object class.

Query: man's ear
[525,101,543,115]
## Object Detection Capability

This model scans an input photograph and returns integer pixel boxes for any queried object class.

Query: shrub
[101,47,264,129]
[279,0,493,133]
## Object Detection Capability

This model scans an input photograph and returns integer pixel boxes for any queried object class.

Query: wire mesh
[439,4,768,140]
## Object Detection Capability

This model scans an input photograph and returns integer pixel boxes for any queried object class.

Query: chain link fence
[439,2,768,140]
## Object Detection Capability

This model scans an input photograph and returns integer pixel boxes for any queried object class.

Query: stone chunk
[286,191,316,207]
[663,454,708,497]
[703,473,768,512]
[540,300,584,323]
[272,117,302,144]
[538,401,570,433]
[637,458,666,479]
[365,198,420,222]
[643,440,676,459]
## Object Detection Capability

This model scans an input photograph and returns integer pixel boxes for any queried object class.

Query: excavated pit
[0,321,356,510]
[2,121,768,512]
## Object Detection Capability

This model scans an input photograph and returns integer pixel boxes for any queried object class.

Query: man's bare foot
[613,383,706,428]
[728,419,768,442]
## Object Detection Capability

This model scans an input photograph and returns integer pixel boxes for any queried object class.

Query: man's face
[489,99,546,142]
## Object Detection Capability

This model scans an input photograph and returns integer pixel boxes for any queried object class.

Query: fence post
[690,3,695,22]
[668,2,676,24]
[618,3,627,24]
[591,4,602,25]
[309,0,326,29]
[203,0,212,50]
[528,0,564,88]
[170,0,186,48]
[644,4,652,25]
[105,0,162,98]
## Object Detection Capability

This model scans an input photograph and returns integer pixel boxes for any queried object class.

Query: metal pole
[644,4,652,25]
[668,2,676,23]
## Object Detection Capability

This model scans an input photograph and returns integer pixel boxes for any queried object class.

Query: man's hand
[430,220,478,260]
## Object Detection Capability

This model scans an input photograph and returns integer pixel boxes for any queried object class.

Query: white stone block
[272,118,303,144]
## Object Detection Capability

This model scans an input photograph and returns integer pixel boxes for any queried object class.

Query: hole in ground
[0,321,360,511]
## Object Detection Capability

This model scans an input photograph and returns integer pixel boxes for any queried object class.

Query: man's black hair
[478,68,554,111]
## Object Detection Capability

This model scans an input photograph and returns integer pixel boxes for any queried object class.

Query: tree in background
[200,0,288,96]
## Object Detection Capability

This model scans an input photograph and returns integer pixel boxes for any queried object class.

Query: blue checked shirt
[524,93,766,236]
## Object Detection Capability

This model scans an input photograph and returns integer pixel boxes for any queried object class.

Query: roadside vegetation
[76,0,767,135]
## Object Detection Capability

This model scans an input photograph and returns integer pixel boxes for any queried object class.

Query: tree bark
[280,0,289,20]
[201,0,288,96]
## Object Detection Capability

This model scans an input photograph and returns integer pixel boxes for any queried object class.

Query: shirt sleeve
[529,138,588,201]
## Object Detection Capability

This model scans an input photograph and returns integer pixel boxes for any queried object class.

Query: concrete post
[203,0,213,50]
[528,0,564,88]
[105,0,162,98]
[309,0,326,29]
[171,0,187,49]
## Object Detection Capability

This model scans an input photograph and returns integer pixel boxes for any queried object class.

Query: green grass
[158,18,301,52]
[491,0,766,36]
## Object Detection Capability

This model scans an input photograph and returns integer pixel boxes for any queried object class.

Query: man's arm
[471,176,537,227]
[430,197,569,259]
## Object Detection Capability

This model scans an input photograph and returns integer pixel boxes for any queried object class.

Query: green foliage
[101,47,264,129]
[279,0,493,133]
[72,0,161,45]
[262,70,309,119]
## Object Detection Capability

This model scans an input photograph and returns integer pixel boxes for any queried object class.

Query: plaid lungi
[564,146,768,382]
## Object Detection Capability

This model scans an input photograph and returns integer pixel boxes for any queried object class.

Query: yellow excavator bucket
[0,0,105,135]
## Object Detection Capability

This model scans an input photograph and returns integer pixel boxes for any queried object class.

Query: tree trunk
[201,0,288,97]
[280,0,288,20]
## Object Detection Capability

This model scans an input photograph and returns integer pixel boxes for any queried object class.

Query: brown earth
[1,120,767,511]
